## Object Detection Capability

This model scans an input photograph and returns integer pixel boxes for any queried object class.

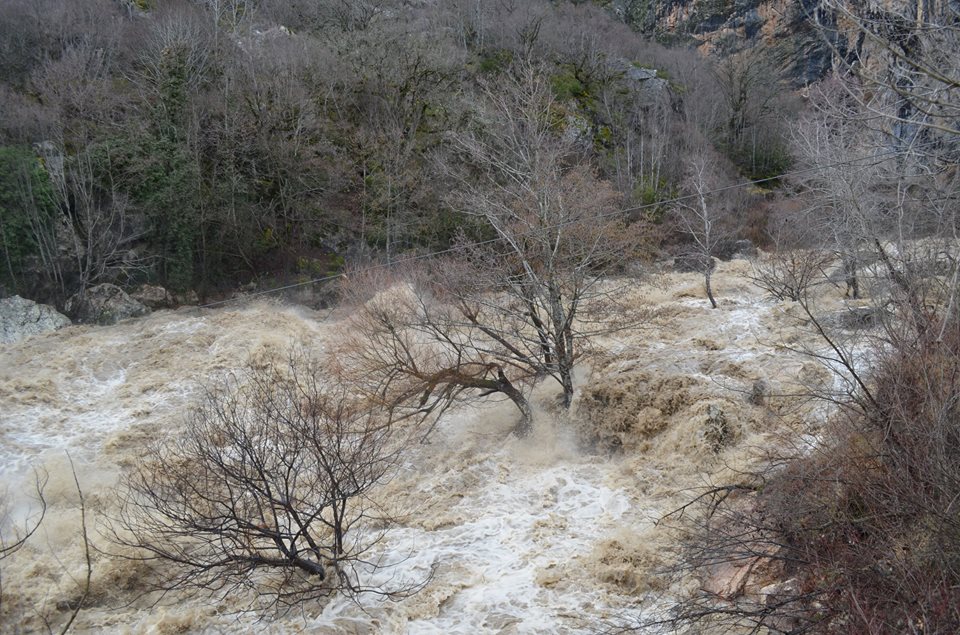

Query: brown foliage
[652,304,960,634]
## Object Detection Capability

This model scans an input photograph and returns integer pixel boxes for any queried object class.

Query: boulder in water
[66,283,149,325]
[131,284,174,309]
[0,295,71,344]
[176,289,200,306]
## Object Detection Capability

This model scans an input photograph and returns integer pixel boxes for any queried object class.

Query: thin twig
[60,454,91,635]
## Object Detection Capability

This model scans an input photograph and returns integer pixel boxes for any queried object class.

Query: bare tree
[446,64,647,409]
[109,353,412,611]
[338,262,541,437]
[710,49,795,179]
[132,7,212,139]
[338,66,647,437]
[749,206,833,302]
[674,155,731,309]
[791,84,891,300]
[198,0,255,32]
[322,0,386,32]
[65,149,148,293]
[30,39,123,147]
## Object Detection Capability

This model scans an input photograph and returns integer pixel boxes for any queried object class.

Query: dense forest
[0,0,797,306]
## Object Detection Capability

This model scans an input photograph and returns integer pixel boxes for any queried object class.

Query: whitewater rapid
[0,261,839,633]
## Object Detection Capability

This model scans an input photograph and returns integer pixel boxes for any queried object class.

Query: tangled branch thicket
[109,353,415,611]
[657,304,960,634]
[647,2,960,631]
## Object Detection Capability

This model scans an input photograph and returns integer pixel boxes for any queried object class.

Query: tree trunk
[292,554,326,578]
[0,220,18,293]
[844,255,859,299]
[560,320,576,408]
[705,269,718,309]
[496,374,533,437]
[559,364,574,409]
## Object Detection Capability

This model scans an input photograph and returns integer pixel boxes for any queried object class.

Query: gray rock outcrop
[66,284,149,325]
[621,62,670,97]
[131,284,175,309]
[0,295,71,344]
[607,0,842,86]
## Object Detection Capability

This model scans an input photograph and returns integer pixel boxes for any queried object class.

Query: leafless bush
[673,155,736,308]
[336,262,533,434]
[108,353,414,612]
[638,282,960,634]
[749,249,832,302]
[749,200,832,302]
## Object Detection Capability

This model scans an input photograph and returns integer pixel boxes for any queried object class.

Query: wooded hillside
[0,0,797,305]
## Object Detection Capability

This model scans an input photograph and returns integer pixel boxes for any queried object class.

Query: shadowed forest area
[0,0,796,306]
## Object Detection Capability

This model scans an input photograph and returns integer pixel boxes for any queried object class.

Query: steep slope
[606,0,847,84]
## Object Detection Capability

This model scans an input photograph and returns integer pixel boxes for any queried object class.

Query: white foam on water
[0,266,848,633]
[308,409,646,634]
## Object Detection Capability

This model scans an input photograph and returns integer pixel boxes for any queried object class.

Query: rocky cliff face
[606,0,849,85]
